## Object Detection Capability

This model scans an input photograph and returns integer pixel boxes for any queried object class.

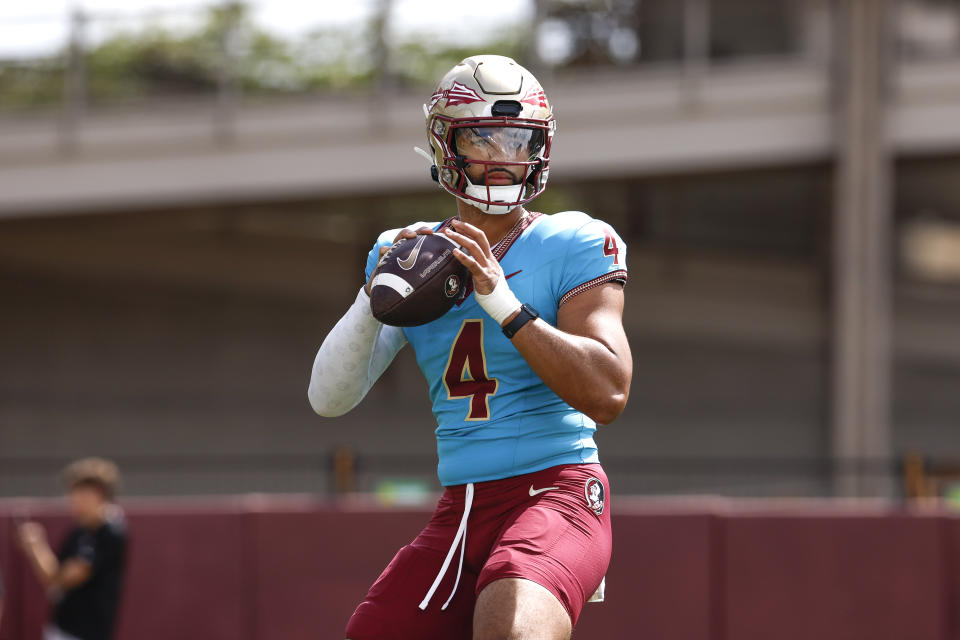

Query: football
[369,232,469,326]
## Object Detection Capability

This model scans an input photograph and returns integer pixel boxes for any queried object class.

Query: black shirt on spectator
[52,515,127,640]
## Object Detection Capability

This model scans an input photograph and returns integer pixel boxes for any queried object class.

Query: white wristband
[475,274,522,326]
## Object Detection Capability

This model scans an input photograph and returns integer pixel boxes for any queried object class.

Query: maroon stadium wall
[0,498,956,640]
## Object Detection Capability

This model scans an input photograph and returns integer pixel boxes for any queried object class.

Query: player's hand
[365,226,435,296]
[18,521,46,549]
[442,219,502,295]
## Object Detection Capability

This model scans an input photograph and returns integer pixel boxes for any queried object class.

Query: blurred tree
[0,60,65,109]
[388,35,527,89]
[0,2,528,110]
[85,3,293,102]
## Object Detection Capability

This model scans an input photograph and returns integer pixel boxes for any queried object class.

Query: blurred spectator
[18,458,127,640]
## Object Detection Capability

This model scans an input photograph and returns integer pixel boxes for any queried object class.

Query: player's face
[453,126,544,186]
[68,485,106,526]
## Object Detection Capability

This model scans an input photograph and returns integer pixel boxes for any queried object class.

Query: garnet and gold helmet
[415,55,556,215]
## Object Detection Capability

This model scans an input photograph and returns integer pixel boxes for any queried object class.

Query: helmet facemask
[429,115,554,215]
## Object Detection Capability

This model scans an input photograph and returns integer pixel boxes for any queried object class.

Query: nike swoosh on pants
[529,485,559,496]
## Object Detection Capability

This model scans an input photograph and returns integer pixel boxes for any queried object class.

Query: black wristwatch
[502,304,540,339]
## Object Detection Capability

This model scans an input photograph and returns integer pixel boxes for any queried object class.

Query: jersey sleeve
[556,219,628,306]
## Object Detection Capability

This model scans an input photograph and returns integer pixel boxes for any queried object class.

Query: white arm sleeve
[307,287,408,417]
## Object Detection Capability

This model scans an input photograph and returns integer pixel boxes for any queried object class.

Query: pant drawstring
[419,482,474,611]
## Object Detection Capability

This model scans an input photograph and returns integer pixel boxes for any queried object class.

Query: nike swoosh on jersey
[397,235,427,270]
[529,485,559,496]
[505,270,523,280]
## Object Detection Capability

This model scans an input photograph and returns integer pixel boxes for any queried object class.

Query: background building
[1,0,959,499]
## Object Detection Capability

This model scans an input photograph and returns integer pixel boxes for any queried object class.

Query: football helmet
[415,55,556,215]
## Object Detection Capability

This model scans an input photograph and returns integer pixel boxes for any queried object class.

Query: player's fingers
[449,219,492,256]
[451,247,481,273]
[442,228,486,264]
[392,226,434,244]
[378,245,390,258]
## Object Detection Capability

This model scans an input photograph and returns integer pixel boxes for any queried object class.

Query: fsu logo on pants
[584,477,605,516]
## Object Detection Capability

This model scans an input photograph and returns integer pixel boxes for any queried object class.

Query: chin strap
[459,185,521,215]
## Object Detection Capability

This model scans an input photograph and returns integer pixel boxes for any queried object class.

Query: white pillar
[831,0,894,497]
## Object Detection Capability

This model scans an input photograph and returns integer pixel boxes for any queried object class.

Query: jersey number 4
[444,319,498,421]
[603,230,620,265]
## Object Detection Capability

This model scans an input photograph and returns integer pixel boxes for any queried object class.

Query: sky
[0,0,533,58]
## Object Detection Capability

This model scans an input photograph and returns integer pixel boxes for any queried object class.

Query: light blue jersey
[364,211,628,486]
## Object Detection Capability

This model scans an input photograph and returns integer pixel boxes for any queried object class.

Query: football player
[309,54,631,640]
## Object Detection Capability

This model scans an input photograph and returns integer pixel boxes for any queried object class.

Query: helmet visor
[452,126,545,163]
